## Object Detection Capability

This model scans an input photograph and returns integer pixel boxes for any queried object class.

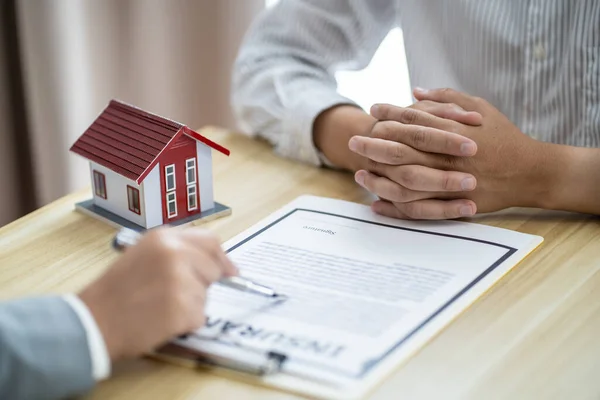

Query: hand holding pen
[113,228,284,298]
[107,227,288,376]
[78,227,239,362]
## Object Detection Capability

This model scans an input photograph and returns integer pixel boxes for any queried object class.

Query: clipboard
[146,196,544,400]
[150,337,371,400]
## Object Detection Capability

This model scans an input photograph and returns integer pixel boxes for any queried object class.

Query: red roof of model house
[70,99,229,184]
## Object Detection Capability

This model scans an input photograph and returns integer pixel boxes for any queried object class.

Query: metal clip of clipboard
[157,335,288,376]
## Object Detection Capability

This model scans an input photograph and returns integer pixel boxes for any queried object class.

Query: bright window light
[264,0,412,110]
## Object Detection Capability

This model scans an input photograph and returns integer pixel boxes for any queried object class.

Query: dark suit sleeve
[0,296,95,400]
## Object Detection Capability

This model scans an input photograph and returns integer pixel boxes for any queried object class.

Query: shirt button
[534,44,546,60]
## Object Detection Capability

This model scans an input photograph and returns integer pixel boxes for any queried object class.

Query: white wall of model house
[89,161,147,227]
[142,165,162,228]
[196,142,214,212]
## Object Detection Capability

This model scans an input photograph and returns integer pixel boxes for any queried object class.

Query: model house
[70,99,231,230]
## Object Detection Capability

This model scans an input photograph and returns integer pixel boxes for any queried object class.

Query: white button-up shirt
[232,0,600,165]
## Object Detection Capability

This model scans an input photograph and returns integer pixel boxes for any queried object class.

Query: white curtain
[12,0,263,210]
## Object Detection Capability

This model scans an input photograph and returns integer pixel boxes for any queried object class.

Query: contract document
[166,196,543,399]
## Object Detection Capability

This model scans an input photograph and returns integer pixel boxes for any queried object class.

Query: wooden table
[1,127,600,400]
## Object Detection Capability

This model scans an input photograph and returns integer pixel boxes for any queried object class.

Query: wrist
[521,141,571,210]
[313,105,376,171]
[535,144,599,213]
[79,287,123,362]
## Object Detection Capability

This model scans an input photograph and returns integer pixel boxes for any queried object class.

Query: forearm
[231,0,395,165]
[538,144,600,214]
[313,105,376,171]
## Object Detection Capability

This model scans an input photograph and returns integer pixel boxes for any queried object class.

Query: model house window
[93,170,107,199]
[127,186,141,215]
[165,164,176,191]
[166,192,177,218]
[185,158,197,211]
[186,159,196,185]
[164,164,177,219]
[187,185,197,211]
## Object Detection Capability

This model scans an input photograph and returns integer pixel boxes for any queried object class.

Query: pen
[111,227,285,299]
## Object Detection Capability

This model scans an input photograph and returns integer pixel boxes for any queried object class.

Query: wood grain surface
[1,127,599,400]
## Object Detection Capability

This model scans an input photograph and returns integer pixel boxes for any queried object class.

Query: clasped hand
[349,88,545,219]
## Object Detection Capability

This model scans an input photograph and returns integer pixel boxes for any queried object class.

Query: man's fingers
[180,229,238,277]
[369,104,478,156]
[386,165,476,192]
[413,87,485,113]
[351,126,477,159]
[370,200,411,219]
[217,250,239,277]
[177,281,208,332]
[410,100,483,126]
[370,103,458,131]
[355,170,433,203]
[349,137,434,165]
[372,199,477,220]
[184,250,223,287]
[356,166,475,200]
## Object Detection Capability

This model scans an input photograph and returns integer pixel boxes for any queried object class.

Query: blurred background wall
[0,0,410,228]
[0,0,263,227]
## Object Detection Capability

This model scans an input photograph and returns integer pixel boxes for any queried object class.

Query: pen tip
[271,293,288,302]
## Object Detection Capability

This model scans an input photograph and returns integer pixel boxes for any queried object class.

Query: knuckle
[398,167,418,188]
[410,128,430,148]
[202,264,222,284]
[371,121,391,140]
[441,173,453,191]
[440,87,454,96]
[403,202,422,219]
[146,227,169,246]
[149,228,173,245]
[400,108,419,125]
[164,263,185,289]
[410,100,432,111]
[386,143,405,163]
[159,241,182,263]
[447,103,460,112]
[366,158,381,173]
[391,185,409,203]
[443,132,454,151]
[205,233,221,249]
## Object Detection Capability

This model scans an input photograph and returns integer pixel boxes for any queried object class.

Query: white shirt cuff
[63,294,111,381]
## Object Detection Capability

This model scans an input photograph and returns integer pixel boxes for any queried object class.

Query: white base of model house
[75,199,231,232]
